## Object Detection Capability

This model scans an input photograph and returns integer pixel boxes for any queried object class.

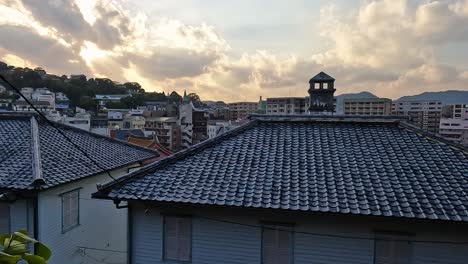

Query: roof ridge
[250,114,405,124]
[30,116,45,188]
[93,119,259,198]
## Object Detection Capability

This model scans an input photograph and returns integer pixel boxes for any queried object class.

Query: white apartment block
[266,97,307,115]
[439,104,468,146]
[392,101,442,133]
[344,98,392,116]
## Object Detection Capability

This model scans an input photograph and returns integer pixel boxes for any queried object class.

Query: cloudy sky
[0,0,467,102]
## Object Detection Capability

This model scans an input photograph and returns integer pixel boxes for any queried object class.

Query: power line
[196,215,468,245]
[0,74,143,200]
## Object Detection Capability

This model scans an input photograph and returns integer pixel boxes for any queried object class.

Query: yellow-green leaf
[36,243,52,261]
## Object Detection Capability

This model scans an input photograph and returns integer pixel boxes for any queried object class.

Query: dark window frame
[61,188,81,233]
[261,222,295,264]
[162,215,193,263]
[373,231,413,264]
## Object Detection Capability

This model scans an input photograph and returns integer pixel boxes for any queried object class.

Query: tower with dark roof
[308,71,336,113]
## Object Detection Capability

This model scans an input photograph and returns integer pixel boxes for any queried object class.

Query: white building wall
[38,165,138,264]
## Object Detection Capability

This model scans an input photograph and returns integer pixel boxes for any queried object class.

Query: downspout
[33,195,39,253]
[30,117,44,252]
[128,204,133,264]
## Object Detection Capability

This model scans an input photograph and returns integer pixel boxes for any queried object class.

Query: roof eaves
[92,119,259,199]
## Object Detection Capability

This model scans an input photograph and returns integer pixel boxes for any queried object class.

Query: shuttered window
[262,225,293,264]
[0,203,9,233]
[374,233,411,264]
[61,189,79,232]
[164,216,191,261]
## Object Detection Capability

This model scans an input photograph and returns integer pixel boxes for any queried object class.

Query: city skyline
[0,0,468,102]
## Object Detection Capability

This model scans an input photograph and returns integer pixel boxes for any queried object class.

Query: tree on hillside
[168,91,183,102]
[188,92,201,102]
[124,82,144,94]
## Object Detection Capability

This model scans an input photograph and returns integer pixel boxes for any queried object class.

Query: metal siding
[9,200,33,234]
[294,234,374,264]
[192,218,261,264]
[412,243,468,264]
[130,206,468,264]
[132,206,163,264]
[0,203,10,233]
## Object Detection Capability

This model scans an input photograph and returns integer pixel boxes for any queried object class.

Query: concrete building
[439,104,468,146]
[144,117,181,151]
[228,102,259,120]
[20,87,34,99]
[179,102,208,149]
[13,100,54,112]
[344,98,392,116]
[0,99,11,111]
[95,94,131,108]
[266,97,307,115]
[207,120,244,139]
[123,115,146,130]
[392,100,442,133]
[107,111,124,129]
[90,114,109,136]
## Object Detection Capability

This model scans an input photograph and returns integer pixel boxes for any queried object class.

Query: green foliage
[0,61,185,111]
[187,92,201,102]
[168,91,183,102]
[0,230,51,264]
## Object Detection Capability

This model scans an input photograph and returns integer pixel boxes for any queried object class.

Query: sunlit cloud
[0,0,467,101]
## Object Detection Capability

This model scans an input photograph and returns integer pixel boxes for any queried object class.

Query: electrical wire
[195,215,468,245]
[0,74,144,200]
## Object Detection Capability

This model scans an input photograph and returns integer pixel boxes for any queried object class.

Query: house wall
[130,204,468,264]
[0,199,34,234]
[38,165,139,264]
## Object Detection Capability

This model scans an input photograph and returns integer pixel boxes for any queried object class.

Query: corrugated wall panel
[294,234,374,264]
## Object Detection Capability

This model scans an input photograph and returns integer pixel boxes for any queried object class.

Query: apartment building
[266,97,307,115]
[144,117,181,151]
[392,101,442,133]
[228,102,258,120]
[439,104,468,146]
[344,98,392,116]
[179,102,208,149]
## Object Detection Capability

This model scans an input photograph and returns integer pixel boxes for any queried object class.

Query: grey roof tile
[0,114,158,190]
[97,118,468,222]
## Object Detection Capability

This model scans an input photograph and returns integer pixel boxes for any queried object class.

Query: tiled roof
[94,116,468,222]
[309,71,335,82]
[0,114,159,191]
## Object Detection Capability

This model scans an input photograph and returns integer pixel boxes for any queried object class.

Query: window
[374,232,411,264]
[262,224,293,264]
[61,189,79,232]
[164,216,191,261]
[0,203,9,233]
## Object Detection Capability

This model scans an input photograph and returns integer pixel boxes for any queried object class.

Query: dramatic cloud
[0,0,467,101]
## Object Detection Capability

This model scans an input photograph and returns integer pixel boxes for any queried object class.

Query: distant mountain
[334,91,378,114]
[396,90,468,105]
